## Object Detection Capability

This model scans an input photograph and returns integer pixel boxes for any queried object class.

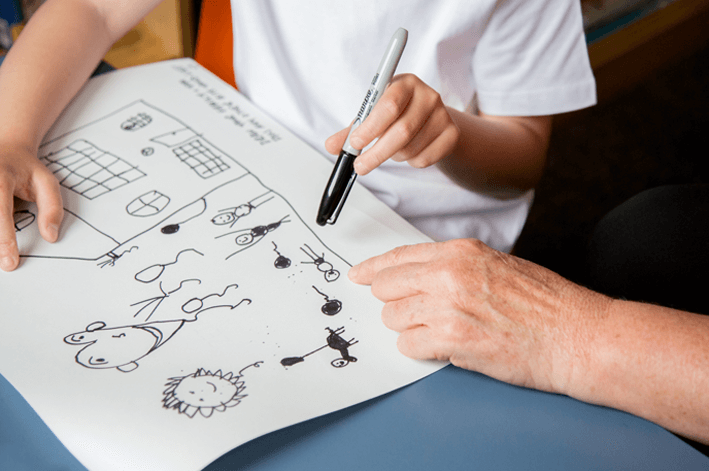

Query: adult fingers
[0,175,19,271]
[33,169,63,243]
[367,262,429,302]
[348,242,444,285]
[380,294,431,332]
[396,326,452,362]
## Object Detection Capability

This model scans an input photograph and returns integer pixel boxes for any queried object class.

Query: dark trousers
[583,184,709,455]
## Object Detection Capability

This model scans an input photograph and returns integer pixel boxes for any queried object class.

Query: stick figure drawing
[216,215,291,260]
[300,244,340,282]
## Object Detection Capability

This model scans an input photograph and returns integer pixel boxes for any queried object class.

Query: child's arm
[0,0,162,272]
[324,73,552,199]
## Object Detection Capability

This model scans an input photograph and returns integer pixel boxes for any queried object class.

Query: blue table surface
[2,365,707,471]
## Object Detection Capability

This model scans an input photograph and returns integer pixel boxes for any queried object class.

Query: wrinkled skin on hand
[348,239,612,397]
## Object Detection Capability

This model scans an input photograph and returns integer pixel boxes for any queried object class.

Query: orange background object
[194,0,236,88]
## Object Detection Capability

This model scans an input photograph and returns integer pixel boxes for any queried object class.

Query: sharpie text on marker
[316,28,408,226]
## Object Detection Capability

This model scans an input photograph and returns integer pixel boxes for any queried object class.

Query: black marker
[316,28,408,226]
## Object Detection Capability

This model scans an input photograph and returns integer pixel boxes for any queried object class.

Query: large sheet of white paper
[0,59,445,471]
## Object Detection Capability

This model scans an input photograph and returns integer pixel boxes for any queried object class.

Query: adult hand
[0,143,64,271]
[325,74,460,175]
[348,239,612,397]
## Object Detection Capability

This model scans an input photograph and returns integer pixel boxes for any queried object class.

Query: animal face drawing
[63,321,173,372]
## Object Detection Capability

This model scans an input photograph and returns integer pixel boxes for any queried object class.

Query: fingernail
[48,223,59,242]
[348,264,360,280]
[350,136,363,149]
[1,255,17,272]
[353,160,366,175]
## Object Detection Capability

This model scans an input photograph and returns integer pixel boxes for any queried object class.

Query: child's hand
[325,74,460,175]
[0,144,64,271]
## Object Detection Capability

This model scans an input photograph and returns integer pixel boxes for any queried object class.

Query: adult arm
[0,0,162,271]
[348,239,709,445]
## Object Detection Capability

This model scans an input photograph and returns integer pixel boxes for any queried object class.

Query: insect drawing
[216,215,291,260]
[210,191,274,228]
[271,242,291,269]
[312,286,341,316]
[300,244,340,282]
[162,362,262,418]
[280,327,357,368]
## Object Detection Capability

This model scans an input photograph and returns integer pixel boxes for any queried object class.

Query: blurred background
[2,0,708,284]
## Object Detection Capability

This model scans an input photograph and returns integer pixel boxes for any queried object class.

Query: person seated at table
[0,0,596,271]
[349,183,709,452]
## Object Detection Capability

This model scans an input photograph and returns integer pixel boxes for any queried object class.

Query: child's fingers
[0,175,19,272]
[353,90,434,175]
[403,122,460,169]
[349,76,414,151]
[32,170,63,243]
[324,127,351,155]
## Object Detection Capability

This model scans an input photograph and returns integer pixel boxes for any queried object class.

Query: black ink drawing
[217,215,291,260]
[151,128,196,147]
[210,191,274,228]
[152,126,230,178]
[134,248,204,283]
[13,210,36,232]
[131,281,249,321]
[121,112,152,130]
[281,327,357,368]
[173,139,230,179]
[272,242,291,269]
[162,362,262,418]
[29,102,352,278]
[141,147,154,156]
[41,139,146,199]
[97,245,138,268]
[300,244,340,282]
[126,190,171,217]
[160,198,207,234]
[312,286,342,316]
[64,287,251,372]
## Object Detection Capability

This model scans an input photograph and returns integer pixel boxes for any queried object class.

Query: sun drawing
[162,368,247,418]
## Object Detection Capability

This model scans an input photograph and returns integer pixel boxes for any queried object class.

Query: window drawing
[121,112,152,131]
[41,139,146,199]
[126,190,171,217]
[172,139,230,179]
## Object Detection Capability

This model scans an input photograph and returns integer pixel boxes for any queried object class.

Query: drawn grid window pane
[73,161,103,178]
[172,139,230,179]
[40,140,145,199]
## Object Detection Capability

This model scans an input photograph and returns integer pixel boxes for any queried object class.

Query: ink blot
[161,224,180,234]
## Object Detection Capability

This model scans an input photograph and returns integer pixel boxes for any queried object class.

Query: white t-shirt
[229,0,596,252]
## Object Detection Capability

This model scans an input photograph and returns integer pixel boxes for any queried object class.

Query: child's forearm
[439,108,552,198]
[0,0,160,272]
[0,0,160,151]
